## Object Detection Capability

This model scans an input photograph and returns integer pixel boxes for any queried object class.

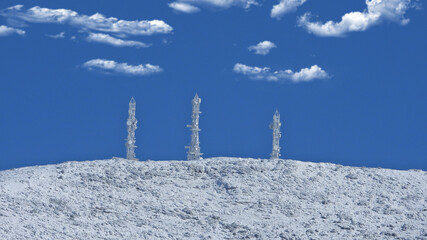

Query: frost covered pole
[270,110,281,160]
[126,97,138,160]
[186,94,203,160]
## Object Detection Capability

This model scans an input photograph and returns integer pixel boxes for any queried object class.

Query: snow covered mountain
[0,158,426,239]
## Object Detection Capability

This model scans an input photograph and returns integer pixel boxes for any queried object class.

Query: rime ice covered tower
[186,94,203,160]
[270,110,282,160]
[126,97,138,160]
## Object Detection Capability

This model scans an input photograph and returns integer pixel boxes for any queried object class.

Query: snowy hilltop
[0,158,426,239]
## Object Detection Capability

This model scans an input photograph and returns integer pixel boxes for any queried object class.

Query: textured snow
[0,157,426,239]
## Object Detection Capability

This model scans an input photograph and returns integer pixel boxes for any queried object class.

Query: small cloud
[248,41,276,55]
[47,31,65,39]
[86,33,150,48]
[271,0,306,19]
[168,0,259,12]
[0,25,25,36]
[7,5,24,11]
[1,5,173,36]
[290,64,329,82]
[233,63,329,83]
[83,59,163,76]
[169,2,200,13]
[298,0,418,37]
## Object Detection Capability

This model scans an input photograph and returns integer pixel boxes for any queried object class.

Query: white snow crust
[0,157,426,239]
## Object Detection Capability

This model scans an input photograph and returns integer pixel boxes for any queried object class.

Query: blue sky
[0,0,425,171]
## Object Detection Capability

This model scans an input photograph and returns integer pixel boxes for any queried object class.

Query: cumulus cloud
[233,63,329,83]
[169,0,259,11]
[0,25,25,36]
[7,5,24,11]
[83,59,162,76]
[248,41,276,55]
[1,5,173,36]
[298,0,418,37]
[86,33,150,48]
[47,31,65,39]
[271,0,306,19]
[169,2,200,13]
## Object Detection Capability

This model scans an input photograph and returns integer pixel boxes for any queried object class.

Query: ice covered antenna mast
[126,97,138,160]
[186,94,203,160]
[270,110,281,160]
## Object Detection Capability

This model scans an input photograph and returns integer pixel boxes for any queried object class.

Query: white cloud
[233,63,329,83]
[83,59,163,76]
[169,2,200,13]
[86,33,150,48]
[298,0,417,37]
[0,25,25,36]
[7,5,24,11]
[2,5,173,36]
[271,0,306,19]
[169,0,259,11]
[248,41,276,55]
[47,31,65,39]
[290,65,330,82]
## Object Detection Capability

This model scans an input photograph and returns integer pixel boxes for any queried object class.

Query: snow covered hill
[0,158,426,239]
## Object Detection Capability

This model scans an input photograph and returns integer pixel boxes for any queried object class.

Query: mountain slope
[0,158,426,239]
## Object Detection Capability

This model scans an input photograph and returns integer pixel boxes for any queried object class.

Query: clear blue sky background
[0,0,425,171]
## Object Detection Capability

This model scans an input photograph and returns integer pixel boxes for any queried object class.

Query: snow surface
[0,158,426,239]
